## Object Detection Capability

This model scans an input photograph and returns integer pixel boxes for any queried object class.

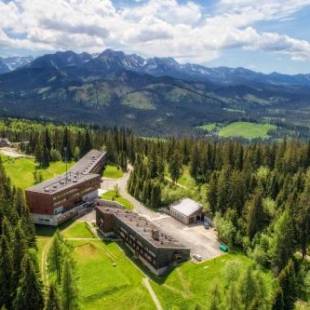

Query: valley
[0,50,309,137]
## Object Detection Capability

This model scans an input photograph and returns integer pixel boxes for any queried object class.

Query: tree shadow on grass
[35,219,75,237]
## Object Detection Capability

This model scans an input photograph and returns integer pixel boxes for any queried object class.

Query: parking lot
[152,215,222,261]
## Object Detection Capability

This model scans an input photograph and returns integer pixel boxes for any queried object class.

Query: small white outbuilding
[169,198,203,225]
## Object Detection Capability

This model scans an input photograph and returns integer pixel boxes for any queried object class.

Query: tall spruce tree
[13,254,44,310]
[61,259,79,310]
[246,192,267,240]
[48,231,65,283]
[0,236,13,309]
[278,260,297,310]
[45,284,61,310]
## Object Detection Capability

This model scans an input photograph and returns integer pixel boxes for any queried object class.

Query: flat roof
[96,205,188,250]
[26,172,99,195]
[26,149,105,195]
[170,198,202,217]
[70,149,106,175]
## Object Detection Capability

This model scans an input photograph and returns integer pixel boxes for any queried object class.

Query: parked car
[193,254,203,261]
[219,243,229,252]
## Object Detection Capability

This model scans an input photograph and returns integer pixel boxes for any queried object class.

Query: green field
[37,221,276,310]
[102,165,124,179]
[196,122,217,132]
[218,122,276,139]
[1,155,74,189]
[101,190,133,210]
[150,254,275,309]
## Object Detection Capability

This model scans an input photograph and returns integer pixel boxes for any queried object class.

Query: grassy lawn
[218,122,276,139]
[62,222,95,239]
[101,190,133,210]
[102,165,124,179]
[150,254,276,309]
[36,220,276,310]
[70,240,155,310]
[1,155,73,189]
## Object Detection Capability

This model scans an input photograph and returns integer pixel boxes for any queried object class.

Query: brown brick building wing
[96,201,190,275]
[26,149,106,226]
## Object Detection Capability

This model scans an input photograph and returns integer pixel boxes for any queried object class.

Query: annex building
[169,198,203,225]
[96,201,190,275]
[26,149,106,226]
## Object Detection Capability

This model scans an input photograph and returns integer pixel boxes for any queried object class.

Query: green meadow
[102,164,124,179]
[37,221,275,310]
[218,122,276,139]
[1,155,74,189]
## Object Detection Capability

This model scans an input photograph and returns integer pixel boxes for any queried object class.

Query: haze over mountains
[0,49,309,135]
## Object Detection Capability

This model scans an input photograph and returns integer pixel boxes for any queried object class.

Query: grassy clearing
[37,220,276,309]
[70,240,155,310]
[62,222,95,239]
[101,190,133,210]
[218,122,276,139]
[102,164,124,179]
[1,155,73,189]
[177,166,196,189]
[151,254,276,309]
[196,122,217,132]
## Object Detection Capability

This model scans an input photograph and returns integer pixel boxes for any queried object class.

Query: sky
[0,0,310,74]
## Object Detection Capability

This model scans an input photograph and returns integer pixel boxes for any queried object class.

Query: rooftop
[96,205,188,250]
[26,149,105,195]
[70,149,106,175]
[170,198,202,217]
[26,172,99,195]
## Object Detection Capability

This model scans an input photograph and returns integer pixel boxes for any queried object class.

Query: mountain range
[0,49,309,136]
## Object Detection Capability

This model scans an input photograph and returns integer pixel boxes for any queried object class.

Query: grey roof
[26,172,99,195]
[170,198,202,217]
[96,204,188,250]
[70,149,106,174]
[26,149,105,195]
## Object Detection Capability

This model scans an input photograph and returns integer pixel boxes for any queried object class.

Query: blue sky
[0,0,310,74]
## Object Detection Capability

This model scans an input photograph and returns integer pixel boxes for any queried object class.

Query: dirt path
[142,278,163,310]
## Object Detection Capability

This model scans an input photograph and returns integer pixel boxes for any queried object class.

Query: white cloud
[0,0,309,63]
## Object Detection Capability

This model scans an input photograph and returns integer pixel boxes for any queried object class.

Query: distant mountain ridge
[0,49,309,136]
[0,56,34,73]
[1,49,310,87]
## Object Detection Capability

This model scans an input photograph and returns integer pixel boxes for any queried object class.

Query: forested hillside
[0,50,310,136]
[0,118,309,309]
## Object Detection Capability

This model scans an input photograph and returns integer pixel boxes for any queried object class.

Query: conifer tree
[278,260,297,310]
[45,284,61,310]
[1,216,13,244]
[208,284,222,310]
[246,192,267,240]
[12,222,27,290]
[169,151,181,183]
[207,173,218,214]
[13,253,44,310]
[48,231,65,283]
[237,267,257,309]
[0,236,13,308]
[271,210,295,273]
[225,282,241,310]
[272,288,284,310]
[61,259,79,310]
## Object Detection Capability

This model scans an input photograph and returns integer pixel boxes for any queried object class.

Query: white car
[193,254,203,261]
